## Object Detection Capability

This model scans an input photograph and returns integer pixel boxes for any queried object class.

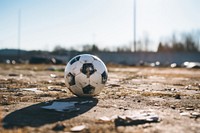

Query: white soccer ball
[64,54,108,97]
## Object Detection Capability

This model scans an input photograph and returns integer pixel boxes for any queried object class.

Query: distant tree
[82,44,99,52]
[52,45,67,54]
[91,44,99,52]
[172,42,185,51]
[183,34,198,52]
[116,44,131,52]
[157,42,164,52]
[157,31,199,52]
[102,47,111,52]
[157,42,172,52]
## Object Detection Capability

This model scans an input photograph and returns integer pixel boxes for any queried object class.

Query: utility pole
[18,9,21,61]
[133,0,136,52]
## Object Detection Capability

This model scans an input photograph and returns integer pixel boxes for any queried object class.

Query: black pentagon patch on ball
[82,85,95,94]
[67,73,75,86]
[70,56,80,65]
[81,63,96,77]
[101,71,108,84]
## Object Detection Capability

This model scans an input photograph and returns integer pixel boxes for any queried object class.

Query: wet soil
[0,64,199,133]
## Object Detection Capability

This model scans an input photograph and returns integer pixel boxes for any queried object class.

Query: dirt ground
[0,64,199,133]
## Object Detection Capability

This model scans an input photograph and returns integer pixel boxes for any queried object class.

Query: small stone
[70,125,86,132]
[174,94,181,99]
[191,112,200,118]
[185,107,194,111]
[185,85,191,90]
[98,116,112,122]
[50,74,57,78]
[52,122,66,131]
[171,88,176,91]
[114,113,160,127]
[110,84,120,87]
[116,92,122,96]
[118,106,124,110]
[180,112,190,117]
[2,95,7,98]
[8,73,19,76]
[170,105,176,109]
[15,93,23,96]
[154,103,159,106]
[4,107,9,112]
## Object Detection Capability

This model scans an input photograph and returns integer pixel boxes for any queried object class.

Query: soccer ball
[64,54,108,97]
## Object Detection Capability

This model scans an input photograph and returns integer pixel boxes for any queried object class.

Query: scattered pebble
[98,116,112,122]
[180,112,190,117]
[2,95,7,98]
[170,63,177,68]
[194,83,200,88]
[4,107,9,112]
[48,86,62,91]
[0,88,7,91]
[14,93,23,96]
[50,74,57,78]
[171,88,176,91]
[185,85,192,90]
[52,122,66,131]
[154,103,159,106]
[170,105,176,109]
[174,94,181,99]
[110,84,120,87]
[180,111,200,119]
[185,107,194,111]
[191,112,200,118]
[114,113,160,127]
[21,88,43,93]
[70,125,86,132]
[8,73,19,76]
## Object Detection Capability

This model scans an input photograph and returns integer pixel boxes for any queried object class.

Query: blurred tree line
[157,31,200,52]
[52,31,200,53]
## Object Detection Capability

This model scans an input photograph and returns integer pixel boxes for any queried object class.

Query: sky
[0,0,200,51]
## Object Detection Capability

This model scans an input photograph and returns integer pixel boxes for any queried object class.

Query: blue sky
[0,0,200,51]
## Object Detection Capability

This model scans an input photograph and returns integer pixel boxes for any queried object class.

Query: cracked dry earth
[0,64,200,133]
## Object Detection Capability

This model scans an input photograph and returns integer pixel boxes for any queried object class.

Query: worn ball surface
[64,54,108,97]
